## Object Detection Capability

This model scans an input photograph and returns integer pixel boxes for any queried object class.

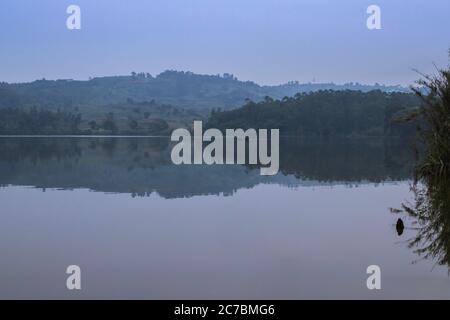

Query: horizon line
[0,70,411,89]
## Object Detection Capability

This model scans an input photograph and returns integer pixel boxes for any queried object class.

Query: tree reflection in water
[402,173,450,267]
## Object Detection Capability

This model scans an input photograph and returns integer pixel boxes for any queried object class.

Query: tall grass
[411,56,450,184]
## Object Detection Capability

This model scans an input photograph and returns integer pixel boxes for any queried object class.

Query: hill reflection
[0,137,415,198]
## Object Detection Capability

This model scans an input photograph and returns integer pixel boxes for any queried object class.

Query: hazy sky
[0,0,449,85]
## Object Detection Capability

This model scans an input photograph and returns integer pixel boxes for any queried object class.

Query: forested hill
[206,90,420,138]
[1,71,408,111]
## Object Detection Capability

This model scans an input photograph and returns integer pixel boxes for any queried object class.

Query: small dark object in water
[396,218,405,236]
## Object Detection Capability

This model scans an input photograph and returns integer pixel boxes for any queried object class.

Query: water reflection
[0,137,415,198]
[401,170,450,268]
[2,137,450,299]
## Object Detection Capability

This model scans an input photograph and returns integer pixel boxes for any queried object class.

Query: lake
[0,137,449,299]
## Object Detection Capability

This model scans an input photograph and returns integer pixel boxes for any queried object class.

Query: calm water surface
[0,137,449,299]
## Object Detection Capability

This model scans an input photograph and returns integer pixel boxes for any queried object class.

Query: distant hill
[1,70,410,111]
[0,71,414,135]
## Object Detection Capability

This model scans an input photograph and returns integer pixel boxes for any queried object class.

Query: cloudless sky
[0,0,449,85]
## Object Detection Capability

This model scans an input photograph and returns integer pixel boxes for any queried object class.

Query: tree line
[0,107,82,135]
[207,90,420,138]
[0,89,422,137]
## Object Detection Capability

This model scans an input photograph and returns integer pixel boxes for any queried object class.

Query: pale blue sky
[0,0,449,85]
